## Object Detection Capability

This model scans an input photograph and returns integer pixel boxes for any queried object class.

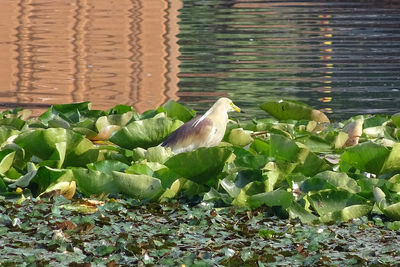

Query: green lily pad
[250,138,270,157]
[287,202,319,224]
[373,187,400,220]
[307,189,367,217]
[294,147,331,177]
[112,171,163,200]
[145,146,173,163]
[31,167,74,194]
[233,146,267,170]
[295,135,332,153]
[39,102,104,125]
[384,203,400,220]
[390,113,400,128]
[95,112,135,132]
[247,189,294,209]
[260,100,329,122]
[0,150,15,175]
[109,117,183,149]
[228,128,253,147]
[0,117,26,130]
[232,180,293,209]
[87,160,129,175]
[381,143,400,173]
[388,174,400,192]
[340,141,390,174]
[232,181,266,207]
[321,204,372,223]
[0,127,19,146]
[220,174,242,198]
[303,171,361,194]
[14,128,98,168]
[269,134,300,162]
[164,147,232,185]
[72,167,119,196]
[162,100,196,122]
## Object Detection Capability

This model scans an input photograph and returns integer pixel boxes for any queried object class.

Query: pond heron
[161,98,242,153]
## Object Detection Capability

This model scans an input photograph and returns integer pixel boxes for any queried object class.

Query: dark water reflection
[0,0,399,120]
[178,0,400,120]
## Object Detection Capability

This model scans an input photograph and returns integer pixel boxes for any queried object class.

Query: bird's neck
[207,108,229,126]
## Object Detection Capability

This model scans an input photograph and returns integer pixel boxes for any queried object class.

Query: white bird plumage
[161,97,242,153]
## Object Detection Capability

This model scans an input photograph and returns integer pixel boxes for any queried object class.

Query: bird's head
[214,97,243,113]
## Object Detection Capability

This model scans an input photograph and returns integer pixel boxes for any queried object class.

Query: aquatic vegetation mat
[0,99,400,264]
[1,197,399,265]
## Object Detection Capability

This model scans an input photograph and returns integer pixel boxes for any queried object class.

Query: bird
[161,97,242,154]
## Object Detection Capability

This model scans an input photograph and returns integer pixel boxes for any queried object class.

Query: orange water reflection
[0,0,181,114]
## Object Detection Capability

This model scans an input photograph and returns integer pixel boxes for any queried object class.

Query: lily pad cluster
[1,100,400,223]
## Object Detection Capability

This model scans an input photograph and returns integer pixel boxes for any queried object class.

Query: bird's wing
[161,116,214,153]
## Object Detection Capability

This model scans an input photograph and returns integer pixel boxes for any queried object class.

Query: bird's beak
[231,102,243,113]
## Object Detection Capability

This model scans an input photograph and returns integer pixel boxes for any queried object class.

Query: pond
[0,0,399,120]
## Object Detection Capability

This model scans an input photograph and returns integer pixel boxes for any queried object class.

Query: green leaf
[381,143,400,173]
[260,100,329,122]
[0,118,26,130]
[95,112,135,131]
[145,146,173,163]
[107,104,135,114]
[232,181,266,207]
[294,147,331,177]
[31,167,74,195]
[109,117,183,149]
[14,128,98,168]
[87,160,129,175]
[307,189,367,217]
[287,202,319,224]
[228,128,253,147]
[295,135,332,153]
[386,221,400,231]
[250,138,270,157]
[384,203,400,220]
[153,167,181,188]
[126,163,155,176]
[0,177,7,192]
[269,134,300,162]
[247,189,294,209]
[72,167,119,196]
[203,187,230,204]
[39,102,104,126]
[0,127,19,145]
[390,112,400,128]
[164,147,232,185]
[373,187,388,210]
[304,171,361,194]
[0,150,15,175]
[233,146,267,170]
[112,171,163,200]
[96,245,116,256]
[373,187,400,220]
[322,205,372,223]
[340,142,390,174]
[8,165,37,189]
[162,100,196,122]
[388,174,400,192]
[220,174,241,198]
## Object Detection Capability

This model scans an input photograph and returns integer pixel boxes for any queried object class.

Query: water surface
[0,0,399,120]
[178,0,400,120]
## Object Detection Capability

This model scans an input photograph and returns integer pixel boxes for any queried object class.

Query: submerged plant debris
[0,99,400,264]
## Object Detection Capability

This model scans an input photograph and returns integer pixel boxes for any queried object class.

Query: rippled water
[0,0,399,120]
[178,0,400,119]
